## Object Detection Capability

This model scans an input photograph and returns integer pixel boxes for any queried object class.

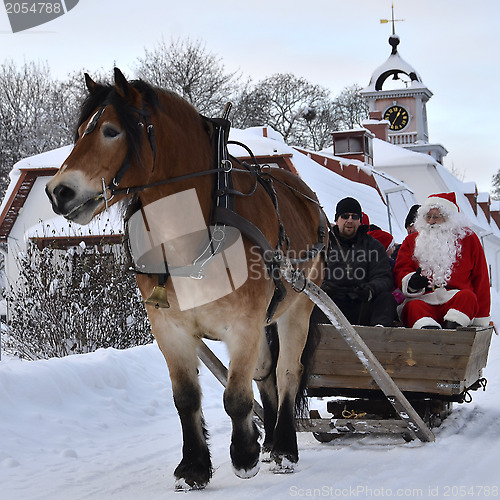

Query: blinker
[83,106,106,136]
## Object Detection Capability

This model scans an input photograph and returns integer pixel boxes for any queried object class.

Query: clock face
[384,105,409,131]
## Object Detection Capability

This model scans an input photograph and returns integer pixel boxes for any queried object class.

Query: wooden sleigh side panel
[307,325,493,397]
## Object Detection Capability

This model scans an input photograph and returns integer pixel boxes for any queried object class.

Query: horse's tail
[264,322,280,375]
[295,320,321,420]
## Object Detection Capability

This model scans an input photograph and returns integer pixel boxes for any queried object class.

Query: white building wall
[4,176,58,288]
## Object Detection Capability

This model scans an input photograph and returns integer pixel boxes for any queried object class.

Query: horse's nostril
[53,184,76,203]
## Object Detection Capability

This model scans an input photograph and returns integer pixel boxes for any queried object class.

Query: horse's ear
[114,67,141,105]
[84,73,100,94]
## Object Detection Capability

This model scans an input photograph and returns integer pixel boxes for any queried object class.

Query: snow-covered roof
[229,128,390,231]
[361,35,429,94]
[0,145,73,218]
[12,145,73,172]
[292,149,389,230]
[433,163,500,238]
[373,138,436,168]
[309,144,416,242]
[26,206,124,242]
[228,126,290,157]
[478,192,491,204]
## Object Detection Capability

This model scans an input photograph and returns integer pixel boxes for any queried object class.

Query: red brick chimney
[478,192,491,223]
[362,111,389,142]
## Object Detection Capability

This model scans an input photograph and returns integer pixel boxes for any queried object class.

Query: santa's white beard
[413,217,469,287]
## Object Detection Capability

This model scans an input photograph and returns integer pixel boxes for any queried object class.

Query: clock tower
[360,32,447,164]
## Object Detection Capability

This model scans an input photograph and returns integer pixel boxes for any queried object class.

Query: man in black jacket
[313,197,396,326]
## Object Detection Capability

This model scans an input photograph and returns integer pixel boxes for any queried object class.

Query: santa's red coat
[393,230,490,325]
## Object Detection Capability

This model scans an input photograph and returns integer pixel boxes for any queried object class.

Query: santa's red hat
[368,229,395,251]
[361,212,370,226]
[423,192,459,214]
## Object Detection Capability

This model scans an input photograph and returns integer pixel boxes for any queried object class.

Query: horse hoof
[269,456,296,474]
[261,449,272,463]
[174,478,207,491]
[233,460,260,479]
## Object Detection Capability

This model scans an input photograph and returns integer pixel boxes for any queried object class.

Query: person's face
[425,207,446,226]
[336,213,361,238]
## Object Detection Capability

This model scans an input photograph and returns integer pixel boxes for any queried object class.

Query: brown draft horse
[46,68,327,490]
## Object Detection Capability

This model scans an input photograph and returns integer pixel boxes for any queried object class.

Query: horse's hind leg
[150,315,212,490]
[224,322,262,478]
[254,323,279,461]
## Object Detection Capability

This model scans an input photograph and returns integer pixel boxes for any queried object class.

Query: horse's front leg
[149,311,212,490]
[224,323,262,479]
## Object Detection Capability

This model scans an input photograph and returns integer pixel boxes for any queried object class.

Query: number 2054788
[5,3,62,14]
[443,485,498,497]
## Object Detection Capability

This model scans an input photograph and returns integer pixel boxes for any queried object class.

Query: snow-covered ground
[1,293,500,499]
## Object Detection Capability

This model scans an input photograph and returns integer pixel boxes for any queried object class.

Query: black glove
[408,267,429,291]
[353,284,372,302]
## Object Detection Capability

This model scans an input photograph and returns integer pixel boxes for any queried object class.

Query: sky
[0,0,499,192]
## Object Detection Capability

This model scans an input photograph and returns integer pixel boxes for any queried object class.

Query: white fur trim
[472,316,490,327]
[402,272,425,297]
[415,288,459,305]
[443,308,471,327]
[424,196,458,215]
[413,317,442,329]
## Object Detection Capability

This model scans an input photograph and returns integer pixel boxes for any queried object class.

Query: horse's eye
[103,126,120,138]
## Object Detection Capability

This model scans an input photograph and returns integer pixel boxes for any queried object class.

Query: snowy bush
[3,239,152,359]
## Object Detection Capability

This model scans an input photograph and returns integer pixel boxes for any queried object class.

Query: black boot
[443,320,460,330]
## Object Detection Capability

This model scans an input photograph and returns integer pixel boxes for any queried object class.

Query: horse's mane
[75,79,162,163]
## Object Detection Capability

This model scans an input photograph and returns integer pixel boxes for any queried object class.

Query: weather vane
[380,2,404,35]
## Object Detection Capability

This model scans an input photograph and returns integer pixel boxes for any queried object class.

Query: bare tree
[0,60,70,198]
[4,236,152,360]
[333,84,369,130]
[302,101,343,151]
[135,38,240,117]
[232,73,333,149]
[491,171,500,200]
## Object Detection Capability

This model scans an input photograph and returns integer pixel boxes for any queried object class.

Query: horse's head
[46,68,157,224]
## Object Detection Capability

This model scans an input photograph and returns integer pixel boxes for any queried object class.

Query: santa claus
[394,192,490,329]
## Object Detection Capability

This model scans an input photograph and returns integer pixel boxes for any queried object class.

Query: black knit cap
[335,197,362,220]
[404,204,420,228]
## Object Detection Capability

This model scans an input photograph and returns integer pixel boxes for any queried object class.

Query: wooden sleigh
[198,262,494,443]
[199,323,493,443]
[298,323,493,442]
